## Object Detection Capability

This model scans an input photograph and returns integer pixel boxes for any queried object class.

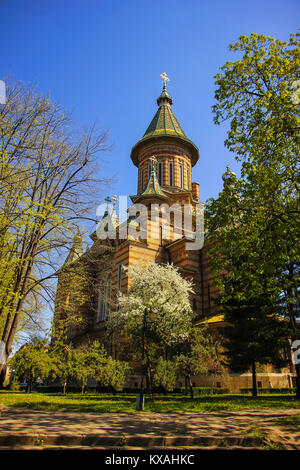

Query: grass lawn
[0,391,300,413]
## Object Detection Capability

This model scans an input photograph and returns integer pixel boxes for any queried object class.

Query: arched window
[140,167,144,191]
[157,161,163,186]
[117,262,123,292]
[97,275,111,322]
[179,163,184,189]
[187,166,191,190]
[168,160,174,186]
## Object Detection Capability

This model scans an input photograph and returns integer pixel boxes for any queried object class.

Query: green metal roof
[134,162,168,203]
[142,83,186,139]
[143,103,186,139]
[62,230,83,266]
[131,84,199,167]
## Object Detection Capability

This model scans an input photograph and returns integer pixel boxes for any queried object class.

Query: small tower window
[117,262,123,292]
[97,277,110,322]
[140,167,144,191]
[179,163,184,189]
[158,161,163,186]
[169,161,174,186]
[97,290,104,322]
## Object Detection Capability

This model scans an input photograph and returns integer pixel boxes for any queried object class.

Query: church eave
[130,134,199,167]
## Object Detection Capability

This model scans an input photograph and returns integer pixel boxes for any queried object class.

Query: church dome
[222,165,237,184]
[130,79,199,167]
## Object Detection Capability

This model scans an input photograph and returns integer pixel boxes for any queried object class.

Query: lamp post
[136,308,147,410]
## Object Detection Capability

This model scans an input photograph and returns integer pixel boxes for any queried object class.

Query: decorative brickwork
[53,82,293,392]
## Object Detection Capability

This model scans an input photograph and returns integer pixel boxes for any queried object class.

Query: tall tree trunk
[0,234,40,382]
[252,361,257,397]
[287,265,300,400]
[28,374,33,394]
[294,363,300,400]
[184,376,188,396]
[63,378,67,394]
[145,349,153,398]
[188,375,194,399]
[145,363,150,392]
[288,301,300,400]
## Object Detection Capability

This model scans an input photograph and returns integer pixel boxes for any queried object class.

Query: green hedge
[36,385,98,393]
[34,385,229,395]
[183,387,229,395]
[240,387,296,394]
[123,386,229,395]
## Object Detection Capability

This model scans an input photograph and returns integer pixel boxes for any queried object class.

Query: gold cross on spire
[160,72,170,87]
[111,195,118,205]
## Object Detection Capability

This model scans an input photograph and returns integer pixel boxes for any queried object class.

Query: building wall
[136,140,193,194]
[53,131,294,392]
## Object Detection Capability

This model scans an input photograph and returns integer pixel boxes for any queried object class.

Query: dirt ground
[0,407,299,449]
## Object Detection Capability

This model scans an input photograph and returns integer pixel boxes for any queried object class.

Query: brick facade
[53,85,295,392]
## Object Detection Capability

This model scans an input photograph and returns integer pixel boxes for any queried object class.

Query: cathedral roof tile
[130,82,199,166]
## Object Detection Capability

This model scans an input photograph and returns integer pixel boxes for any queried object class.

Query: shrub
[240,387,296,394]
[10,381,21,391]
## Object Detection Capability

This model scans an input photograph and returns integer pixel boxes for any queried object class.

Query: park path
[0,407,299,449]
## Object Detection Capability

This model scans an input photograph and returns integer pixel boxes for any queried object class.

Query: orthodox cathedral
[54,76,294,392]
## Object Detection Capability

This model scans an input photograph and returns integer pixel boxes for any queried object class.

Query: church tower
[54,75,217,350]
[52,76,295,392]
[131,74,200,203]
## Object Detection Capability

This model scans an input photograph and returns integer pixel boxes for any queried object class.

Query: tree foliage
[213,32,299,169]
[108,263,194,392]
[0,80,110,372]
[97,355,131,392]
[206,32,300,397]
[11,336,130,394]
[109,263,194,344]
[221,283,289,396]
[153,357,177,393]
[11,339,54,392]
[175,327,221,398]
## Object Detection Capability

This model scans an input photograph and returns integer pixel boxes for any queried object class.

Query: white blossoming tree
[108,263,194,396]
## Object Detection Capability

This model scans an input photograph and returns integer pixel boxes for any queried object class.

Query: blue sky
[1,0,298,207]
[1,1,298,345]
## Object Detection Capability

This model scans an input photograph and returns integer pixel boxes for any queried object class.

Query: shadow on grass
[273,414,300,430]
[1,392,299,413]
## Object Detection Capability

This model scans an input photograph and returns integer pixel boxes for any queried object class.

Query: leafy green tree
[207,32,300,398]
[51,344,75,394]
[11,340,54,393]
[71,341,106,394]
[52,339,130,395]
[71,348,93,394]
[50,314,84,394]
[221,283,289,397]
[108,263,194,396]
[96,356,130,393]
[175,328,219,399]
[213,32,299,169]
[0,79,110,381]
[153,357,177,393]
